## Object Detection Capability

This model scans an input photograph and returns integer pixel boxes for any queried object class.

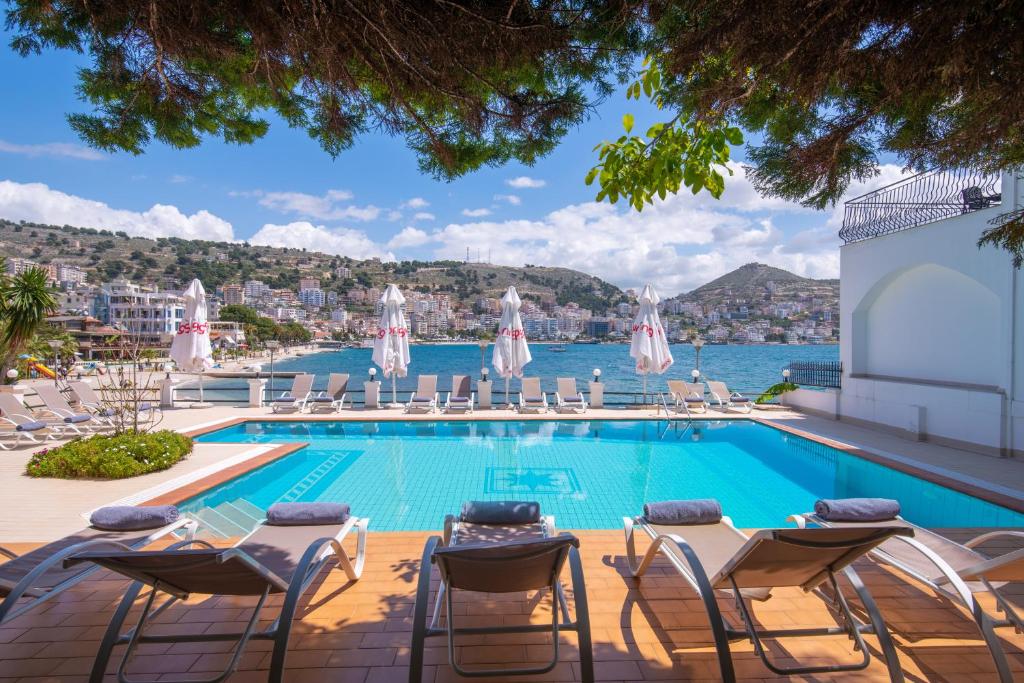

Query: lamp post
[692,337,705,377]
[481,367,489,383]
[46,339,62,387]
[266,340,280,397]
[593,368,601,383]
[691,368,700,382]
[782,368,791,382]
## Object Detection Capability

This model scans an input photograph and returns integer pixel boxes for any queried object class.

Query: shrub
[26,430,193,479]
[755,381,799,405]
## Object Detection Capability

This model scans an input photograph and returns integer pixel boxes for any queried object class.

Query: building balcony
[840,168,1002,244]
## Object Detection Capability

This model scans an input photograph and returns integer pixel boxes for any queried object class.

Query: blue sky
[0,29,902,295]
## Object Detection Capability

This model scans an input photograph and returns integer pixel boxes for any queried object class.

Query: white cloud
[169,174,192,184]
[387,226,432,249]
[0,140,105,161]
[494,193,522,205]
[0,179,234,241]
[461,207,492,217]
[254,189,381,221]
[402,197,430,209]
[506,176,546,189]
[386,210,402,222]
[250,221,394,260]
[412,211,436,222]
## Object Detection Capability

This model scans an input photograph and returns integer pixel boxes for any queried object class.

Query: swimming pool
[183,420,1024,535]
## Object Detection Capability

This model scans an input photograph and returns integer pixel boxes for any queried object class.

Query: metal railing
[786,361,841,389]
[839,168,1002,243]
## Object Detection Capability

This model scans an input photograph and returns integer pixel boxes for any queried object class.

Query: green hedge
[26,430,193,479]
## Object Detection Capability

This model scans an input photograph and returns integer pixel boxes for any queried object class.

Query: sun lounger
[705,380,751,413]
[410,501,593,681]
[666,380,707,414]
[0,392,60,448]
[405,375,439,413]
[624,500,908,681]
[0,506,195,625]
[517,377,548,413]
[33,384,113,433]
[444,375,474,413]
[68,503,368,683]
[307,373,349,413]
[792,498,1024,682]
[69,380,159,426]
[269,373,314,413]
[554,377,587,413]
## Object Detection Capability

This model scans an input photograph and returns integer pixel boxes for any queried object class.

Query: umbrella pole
[199,372,204,402]
[392,374,397,406]
[642,372,647,405]
[505,376,510,407]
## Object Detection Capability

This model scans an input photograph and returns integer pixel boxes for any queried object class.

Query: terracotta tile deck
[2,530,1022,682]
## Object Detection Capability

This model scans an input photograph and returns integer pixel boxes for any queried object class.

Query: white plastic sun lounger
[0,392,60,448]
[705,380,751,413]
[406,375,439,413]
[666,380,707,415]
[34,384,113,433]
[307,373,349,413]
[518,377,548,413]
[624,504,908,681]
[69,381,159,426]
[444,375,474,413]
[554,377,587,413]
[792,502,1024,682]
[269,374,314,413]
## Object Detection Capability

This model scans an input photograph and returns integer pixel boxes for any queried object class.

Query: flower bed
[27,430,193,479]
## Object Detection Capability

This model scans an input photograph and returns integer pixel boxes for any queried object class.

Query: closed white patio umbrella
[493,286,532,405]
[630,283,673,403]
[169,279,214,408]
[372,284,411,407]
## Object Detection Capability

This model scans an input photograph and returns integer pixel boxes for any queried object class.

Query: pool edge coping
[160,414,1024,517]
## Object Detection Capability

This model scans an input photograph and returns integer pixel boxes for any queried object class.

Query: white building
[101,279,185,346]
[787,170,1023,457]
[298,287,326,307]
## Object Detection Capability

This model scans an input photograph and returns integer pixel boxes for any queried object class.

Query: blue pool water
[183,420,1024,534]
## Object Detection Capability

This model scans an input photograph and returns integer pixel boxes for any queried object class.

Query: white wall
[839,171,1023,455]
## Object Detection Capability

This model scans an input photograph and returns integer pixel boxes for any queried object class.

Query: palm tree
[0,261,58,378]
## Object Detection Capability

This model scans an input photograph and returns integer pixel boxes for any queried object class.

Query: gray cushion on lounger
[731,396,750,403]
[814,498,900,522]
[684,397,705,403]
[562,396,583,402]
[411,395,434,402]
[90,505,179,531]
[64,414,92,424]
[266,502,350,526]
[460,500,541,525]
[309,396,334,402]
[16,420,47,432]
[273,396,296,402]
[100,407,116,417]
[449,396,470,402]
[644,499,722,525]
[138,402,154,411]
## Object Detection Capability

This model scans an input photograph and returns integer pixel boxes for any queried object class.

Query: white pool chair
[69,380,159,426]
[666,380,707,415]
[0,393,58,449]
[444,375,474,413]
[308,373,349,413]
[269,374,314,413]
[33,384,112,433]
[554,377,587,413]
[705,380,751,413]
[406,375,439,413]
[792,502,1024,682]
[517,377,548,413]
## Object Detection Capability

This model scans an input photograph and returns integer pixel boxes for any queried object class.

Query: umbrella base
[189,402,215,409]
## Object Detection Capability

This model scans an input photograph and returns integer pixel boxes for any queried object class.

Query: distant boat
[548,345,567,352]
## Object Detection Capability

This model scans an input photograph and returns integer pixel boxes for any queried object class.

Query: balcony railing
[839,168,1002,243]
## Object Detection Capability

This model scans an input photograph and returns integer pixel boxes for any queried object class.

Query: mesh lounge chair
[269,373,314,413]
[444,375,474,413]
[69,380,159,426]
[517,377,548,414]
[410,502,593,682]
[69,505,368,683]
[705,380,751,414]
[554,377,587,413]
[0,508,195,625]
[406,375,439,413]
[624,502,908,682]
[666,380,707,415]
[0,392,59,449]
[34,384,112,433]
[792,500,1024,682]
[307,373,349,413]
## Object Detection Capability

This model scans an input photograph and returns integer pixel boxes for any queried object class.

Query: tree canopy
[7,1,1024,262]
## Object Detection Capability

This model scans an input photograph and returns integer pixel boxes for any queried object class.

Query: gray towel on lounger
[64,414,92,424]
[266,502,350,526]
[814,498,900,522]
[460,500,541,525]
[90,505,179,531]
[644,499,722,525]
[16,420,47,432]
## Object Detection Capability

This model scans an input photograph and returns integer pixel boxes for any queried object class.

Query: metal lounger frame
[623,516,905,682]
[82,516,367,683]
[409,515,593,682]
[793,512,1023,682]
[0,518,197,624]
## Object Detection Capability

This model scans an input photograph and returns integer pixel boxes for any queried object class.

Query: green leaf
[622,113,634,134]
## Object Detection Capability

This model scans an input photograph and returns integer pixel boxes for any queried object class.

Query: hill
[0,219,625,312]
[676,262,839,308]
